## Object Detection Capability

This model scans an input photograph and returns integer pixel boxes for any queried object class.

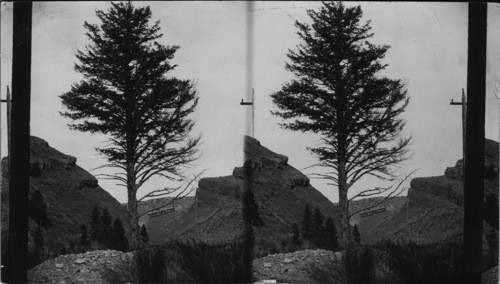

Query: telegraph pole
[6,2,32,283]
[240,88,254,138]
[450,88,466,166]
[461,3,487,284]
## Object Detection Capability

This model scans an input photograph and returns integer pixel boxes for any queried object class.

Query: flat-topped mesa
[410,138,499,206]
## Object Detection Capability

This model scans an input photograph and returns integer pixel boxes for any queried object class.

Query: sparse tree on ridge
[60,2,200,248]
[271,1,410,246]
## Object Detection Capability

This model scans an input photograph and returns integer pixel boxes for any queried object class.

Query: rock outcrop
[27,250,134,284]
[253,249,342,284]
[143,136,341,255]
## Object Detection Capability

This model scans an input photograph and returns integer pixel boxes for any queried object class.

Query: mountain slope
[143,136,341,254]
[1,136,130,254]
[356,138,498,243]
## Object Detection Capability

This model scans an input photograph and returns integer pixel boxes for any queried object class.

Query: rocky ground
[28,250,134,284]
[27,248,497,284]
[253,249,343,284]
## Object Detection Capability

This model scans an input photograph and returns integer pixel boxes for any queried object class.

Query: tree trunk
[338,160,350,248]
[126,161,140,249]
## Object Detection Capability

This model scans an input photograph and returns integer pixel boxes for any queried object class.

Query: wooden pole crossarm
[240,99,253,105]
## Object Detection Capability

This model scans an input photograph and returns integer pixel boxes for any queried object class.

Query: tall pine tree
[271,1,410,246]
[60,2,200,248]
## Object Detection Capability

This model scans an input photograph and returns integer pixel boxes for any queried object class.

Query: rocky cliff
[357,138,498,244]
[143,136,341,254]
[1,136,130,255]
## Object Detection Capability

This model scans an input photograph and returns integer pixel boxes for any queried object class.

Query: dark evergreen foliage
[242,189,264,227]
[29,190,52,228]
[291,223,302,247]
[324,217,339,251]
[100,209,113,246]
[483,193,498,230]
[141,225,149,244]
[90,205,101,241]
[60,1,200,246]
[33,227,44,249]
[80,224,90,247]
[112,218,129,251]
[271,1,410,244]
[302,205,312,240]
[353,224,361,244]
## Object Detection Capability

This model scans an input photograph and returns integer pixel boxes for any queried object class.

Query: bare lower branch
[347,170,416,219]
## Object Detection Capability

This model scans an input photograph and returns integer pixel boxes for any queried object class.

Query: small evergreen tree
[100,209,113,246]
[112,218,128,251]
[353,224,361,244]
[141,225,149,244]
[302,205,312,240]
[311,208,325,246]
[291,223,302,247]
[29,190,52,228]
[90,205,101,241]
[33,227,44,249]
[324,218,339,251]
[80,224,90,248]
[243,189,264,227]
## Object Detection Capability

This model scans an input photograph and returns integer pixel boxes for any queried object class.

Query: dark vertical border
[462,3,487,284]
[5,2,32,283]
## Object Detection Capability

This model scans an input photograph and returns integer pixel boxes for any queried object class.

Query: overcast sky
[1,2,499,204]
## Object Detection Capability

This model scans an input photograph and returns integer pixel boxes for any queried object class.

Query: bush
[381,240,461,284]
[339,240,462,284]
[125,240,250,283]
[136,245,167,283]
[175,240,248,283]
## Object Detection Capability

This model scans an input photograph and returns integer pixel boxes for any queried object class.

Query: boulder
[260,156,280,169]
[445,159,463,180]
[232,167,244,179]
[275,154,288,166]
[292,177,310,187]
[243,158,263,176]
[29,160,44,177]
[66,155,77,166]
[80,177,98,188]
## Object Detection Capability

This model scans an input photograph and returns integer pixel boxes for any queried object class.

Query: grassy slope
[1,136,130,253]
